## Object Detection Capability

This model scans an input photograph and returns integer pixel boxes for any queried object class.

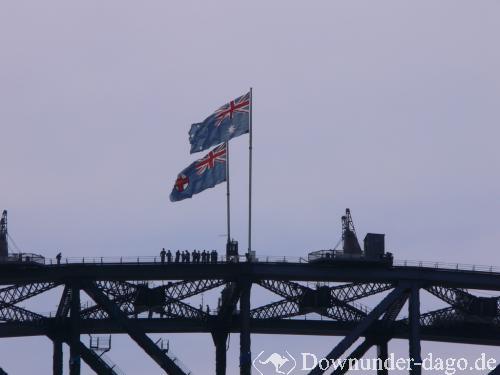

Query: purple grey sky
[1,1,499,373]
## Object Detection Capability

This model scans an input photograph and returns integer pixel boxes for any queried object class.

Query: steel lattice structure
[0,260,500,375]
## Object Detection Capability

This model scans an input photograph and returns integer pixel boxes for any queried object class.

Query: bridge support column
[377,341,388,375]
[214,332,228,375]
[69,286,81,375]
[52,338,63,375]
[409,285,421,375]
[239,280,251,375]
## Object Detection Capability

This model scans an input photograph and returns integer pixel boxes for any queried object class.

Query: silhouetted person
[56,252,62,265]
[160,248,166,263]
[186,251,191,263]
[166,249,172,263]
[202,250,207,263]
[175,250,180,263]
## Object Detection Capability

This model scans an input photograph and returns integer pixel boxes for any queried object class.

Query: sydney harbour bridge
[0,209,500,375]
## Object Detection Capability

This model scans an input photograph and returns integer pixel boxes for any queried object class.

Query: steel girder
[0,267,499,374]
[0,282,57,304]
[3,262,500,291]
[77,341,121,375]
[48,332,122,375]
[328,290,409,375]
[81,279,224,319]
[308,285,407,375]
[83,281,189,375]
[0,282,58,323]
[252,280,392,322]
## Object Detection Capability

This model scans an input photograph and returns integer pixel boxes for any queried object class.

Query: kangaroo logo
[253,351,296,375]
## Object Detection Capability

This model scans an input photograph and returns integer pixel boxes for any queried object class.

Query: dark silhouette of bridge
[2,209,500,374]
[1,255,500,375]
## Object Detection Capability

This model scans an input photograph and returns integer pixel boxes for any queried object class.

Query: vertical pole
[69,286,80,375]
[240,279,251,375]
[53,338,63,375]
[247,88,253,257]
[377,341,389,375]
[226,141,231,246]
[409,285,421,375]
[214,332,228,375]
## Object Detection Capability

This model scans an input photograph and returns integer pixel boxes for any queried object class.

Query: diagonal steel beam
[330,293,407,375]
[251,299,299,319]
[165,279,226,300]
[256,281,392,322]
[77,341,121,375]
[164,299,209,320]
[425,286,475,311]
[257,280,304,299]
[0,303,45,322]
[325,300,367,322]
[56,286,72,318]
[308,285,406,375]
[82,279,225,320]
[489,364,500,374]
[254,281,370,321]
[331,338,374,375]
[382,292,409,324]
[49,333,120,375]
[83,281,188,375]
[0,282,57,304]
[330,282,393,302]
[330,295,408,375]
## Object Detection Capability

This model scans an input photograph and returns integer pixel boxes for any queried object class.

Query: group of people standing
[160,248,218,264]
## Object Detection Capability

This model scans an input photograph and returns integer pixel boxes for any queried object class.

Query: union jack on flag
[170,143,227,202]
[195,143,226,175]
[214,92,250,127]
[189,91,251,154]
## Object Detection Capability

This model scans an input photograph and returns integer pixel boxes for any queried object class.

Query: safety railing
[42,254,309,266]
[393,259,500,274]
[3,251,499,275]
[0,253,46,265]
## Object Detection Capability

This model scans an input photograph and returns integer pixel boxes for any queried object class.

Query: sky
[1,1,499,374]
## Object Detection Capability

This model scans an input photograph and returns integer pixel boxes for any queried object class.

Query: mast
[0,210,8,257]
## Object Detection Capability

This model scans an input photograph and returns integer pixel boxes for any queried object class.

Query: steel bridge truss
[0,267,500,375]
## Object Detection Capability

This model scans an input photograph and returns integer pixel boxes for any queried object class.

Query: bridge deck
[1,259,500,290]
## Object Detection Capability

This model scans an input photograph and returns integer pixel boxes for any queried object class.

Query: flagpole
[248,88,253,257]
[226,141,231,246]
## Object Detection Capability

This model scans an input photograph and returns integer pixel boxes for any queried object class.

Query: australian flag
[170,143,227,202]
[189,92,250,154]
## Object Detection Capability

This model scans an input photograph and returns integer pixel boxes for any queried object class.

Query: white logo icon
[253,351,297,375]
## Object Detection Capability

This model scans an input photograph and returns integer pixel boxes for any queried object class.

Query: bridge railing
[393,259,500,273]
[10,252,500,274]
[42,254,309,265]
